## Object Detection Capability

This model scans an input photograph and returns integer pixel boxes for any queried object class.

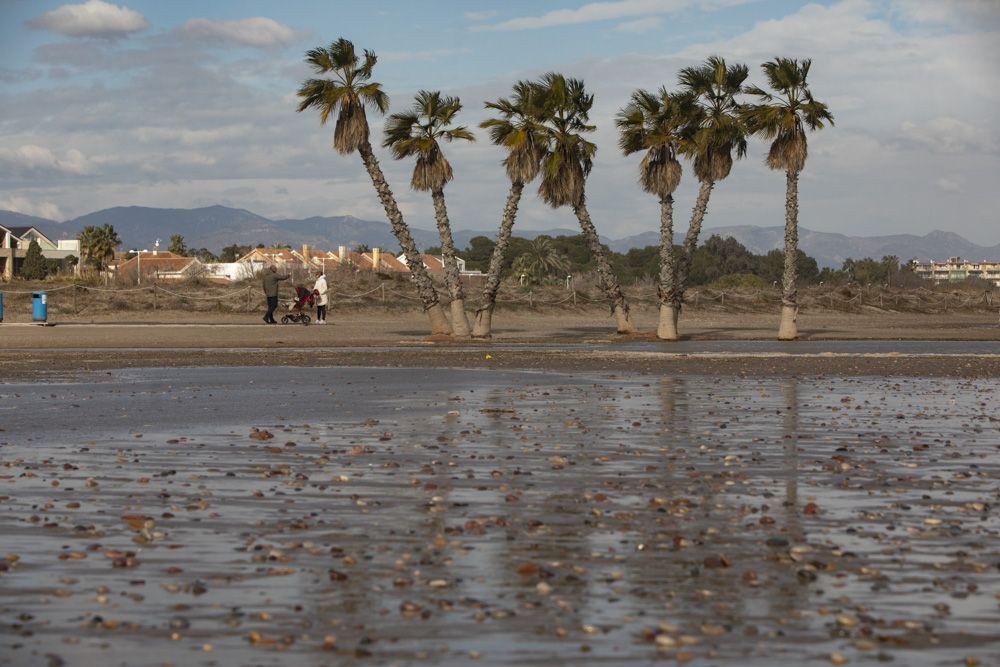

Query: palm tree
[672,56,749,333]
[616,88,694,340]
[511,236,570,282]
[536,73,634,333]
[473,81,549,337]
[78,224,121,272]
[296,38,451,335]
[383,91,475,335]
[744,58,834,339]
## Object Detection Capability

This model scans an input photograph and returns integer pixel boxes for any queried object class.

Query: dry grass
[2,270,996,320]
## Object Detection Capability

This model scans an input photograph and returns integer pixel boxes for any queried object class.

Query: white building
[912,257,1000,287]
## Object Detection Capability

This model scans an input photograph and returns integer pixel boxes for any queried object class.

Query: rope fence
[0,279,996,318]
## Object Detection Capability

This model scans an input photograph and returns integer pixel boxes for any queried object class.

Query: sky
[1,0,998,246]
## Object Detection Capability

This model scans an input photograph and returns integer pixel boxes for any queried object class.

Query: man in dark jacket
[262,264,289,324]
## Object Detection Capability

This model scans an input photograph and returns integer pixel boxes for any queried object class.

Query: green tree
[219,244,250,262]
[20,239,48,280]
[744,57,834,339]
[463,236,496,272]
[511,236,570,283]
[474,80,549,337]
[384,90,475,335]
[674,56,749,330]
[536,72,634,333]
[168,234,188,256]
[296,37,451,334]
[78,224,121,271]
[617,87,693,338]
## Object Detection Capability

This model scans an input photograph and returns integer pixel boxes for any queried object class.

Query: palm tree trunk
[572,194,635,334]
[778,170,799,340]
[656,194,679,340]
[356,140,451,335]
[473,181,524,338]
[674,179,715,312]
[430,187,471,336]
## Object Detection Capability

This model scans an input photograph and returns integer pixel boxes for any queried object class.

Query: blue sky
[1,0,998,247]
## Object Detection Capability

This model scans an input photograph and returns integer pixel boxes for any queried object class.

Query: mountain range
[3,205,998,269]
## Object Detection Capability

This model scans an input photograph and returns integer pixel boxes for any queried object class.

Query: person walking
[262,264,289,324]
[312,270,329,324]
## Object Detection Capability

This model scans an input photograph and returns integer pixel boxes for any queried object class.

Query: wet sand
[1,367,999,666]
[1,311,999,665]
[0,310,998,379]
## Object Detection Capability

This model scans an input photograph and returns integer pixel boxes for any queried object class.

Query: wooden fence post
[152,286,157,310]
[246,287,252,312]
[529,291,533,307]
[381,283,386,303]
[573,290,576,306]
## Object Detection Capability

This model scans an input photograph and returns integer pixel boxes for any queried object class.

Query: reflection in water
[0,368,998,666]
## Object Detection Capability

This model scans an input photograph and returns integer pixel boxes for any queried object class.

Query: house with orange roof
[113,251,204,284]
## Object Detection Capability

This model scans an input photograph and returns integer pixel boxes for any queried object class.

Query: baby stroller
[281,285,315,325]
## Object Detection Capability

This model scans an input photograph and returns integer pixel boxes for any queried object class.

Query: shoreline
[2,311,998,379]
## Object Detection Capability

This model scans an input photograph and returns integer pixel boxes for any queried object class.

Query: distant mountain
[610,226,1000,268]
[0,210,60,229]
[9,205,999,268]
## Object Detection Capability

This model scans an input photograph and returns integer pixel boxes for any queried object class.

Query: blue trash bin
[32,291,47,322]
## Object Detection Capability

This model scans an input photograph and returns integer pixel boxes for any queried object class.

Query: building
[111,250,204,284]
[912,257,1000,287]
[396,252,484,284]
[1,224,81,279]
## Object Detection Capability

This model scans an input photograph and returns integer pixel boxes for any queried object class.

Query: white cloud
[26,0,148,38]
[901,117,995,154]
[131,125,254,146]
[0,195,65,220]
[464,10,498,21]
[889,0,1000,29]
[615,16,662,32]
[0,145,95,176]
[178,17,300,49]
[470,0,740,31]
[935,176,963,193]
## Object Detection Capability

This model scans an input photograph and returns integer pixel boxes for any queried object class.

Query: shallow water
[1,367,998,666]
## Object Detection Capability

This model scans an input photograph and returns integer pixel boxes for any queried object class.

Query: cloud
[177,17,300,49]
[935,176,963,193]
[470,0,739,31]
[889,0,1000,29]
[901,117,995,154]
[131,125,254,146]
[463,10,498,21]
[379,48,473,62]
[26,0,148,38]
[0,195,65,220]
[0,145,95,176]
[615,16,662,32]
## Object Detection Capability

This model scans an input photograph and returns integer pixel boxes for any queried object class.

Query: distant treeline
[435,233,922,288]
[167,232,926,289]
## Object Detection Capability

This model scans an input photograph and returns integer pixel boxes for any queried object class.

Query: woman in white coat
[312,271,329,324]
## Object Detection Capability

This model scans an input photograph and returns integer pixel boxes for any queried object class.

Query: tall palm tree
[616,88,694,340]
[473,80,549,338]
[295,38,451,335]
[744,58,833,339]
[536,72,634,333]
[78,224,121,272]
[673,56,749,333]
[383,91,475,335]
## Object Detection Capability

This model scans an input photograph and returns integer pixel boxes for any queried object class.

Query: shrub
[709,273,767,289]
